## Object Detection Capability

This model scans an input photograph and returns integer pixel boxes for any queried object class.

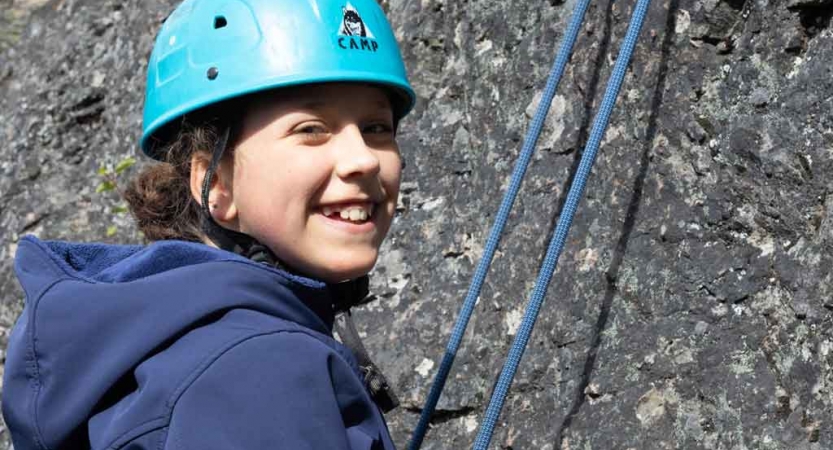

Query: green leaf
[97,165,108,176]
[114,157,137,175]
[106,226,118,237]
[95,180,116,193]
[112,204,129,214]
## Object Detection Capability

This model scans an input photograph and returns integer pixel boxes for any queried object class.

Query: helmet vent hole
[214,16,227,29]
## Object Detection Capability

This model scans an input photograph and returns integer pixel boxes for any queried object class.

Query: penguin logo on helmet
[337,3,379,52]
[342,9,366,37]
[339,3,375,38]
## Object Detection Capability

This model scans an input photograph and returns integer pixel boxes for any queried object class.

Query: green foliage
[95,180,116,193]
[114,157,136,175]
[95,157,137,238]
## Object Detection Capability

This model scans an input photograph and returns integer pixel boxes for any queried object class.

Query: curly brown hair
[124,116,225,242]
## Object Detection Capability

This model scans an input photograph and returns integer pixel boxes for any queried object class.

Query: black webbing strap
[334,309,400,413]
[200,124,230,231]
[330,278,399,413]
[329,276,374,311]
[199,123,262,255]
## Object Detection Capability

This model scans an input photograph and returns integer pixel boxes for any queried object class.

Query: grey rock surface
[1,0,832,449]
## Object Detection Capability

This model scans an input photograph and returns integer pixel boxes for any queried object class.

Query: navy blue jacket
[3,235,395,450]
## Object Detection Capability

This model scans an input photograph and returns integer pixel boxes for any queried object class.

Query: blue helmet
[141,0,416,158]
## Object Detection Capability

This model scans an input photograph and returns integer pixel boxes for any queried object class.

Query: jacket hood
[3,235,340,449]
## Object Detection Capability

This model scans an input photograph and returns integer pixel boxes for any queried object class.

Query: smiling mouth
[321,203,376,224]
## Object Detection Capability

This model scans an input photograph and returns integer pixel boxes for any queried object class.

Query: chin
[320,261,376,283]
[300,252,378,284]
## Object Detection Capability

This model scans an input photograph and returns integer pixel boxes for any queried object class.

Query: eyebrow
[299,100,327,110]
[298,99,391,112]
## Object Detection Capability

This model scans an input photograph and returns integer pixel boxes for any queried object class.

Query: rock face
[1,0,832,448]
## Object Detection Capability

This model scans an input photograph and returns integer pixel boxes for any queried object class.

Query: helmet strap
[199,123,275,262]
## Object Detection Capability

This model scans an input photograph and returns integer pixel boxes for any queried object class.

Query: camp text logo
[337,3,379,53]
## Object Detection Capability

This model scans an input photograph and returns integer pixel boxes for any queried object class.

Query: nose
[334,126,381,179]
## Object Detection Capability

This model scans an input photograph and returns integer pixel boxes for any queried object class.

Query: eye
[292,122,330,144]
[362,122,394,135]
[296,123,327,135]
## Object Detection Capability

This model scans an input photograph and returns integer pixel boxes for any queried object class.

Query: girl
[2,0,414,449]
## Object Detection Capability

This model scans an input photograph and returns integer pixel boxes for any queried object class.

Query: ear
[190,152,238,225]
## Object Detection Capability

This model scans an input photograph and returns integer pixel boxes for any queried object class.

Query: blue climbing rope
[471,0,653,447]
[407,1,593,448]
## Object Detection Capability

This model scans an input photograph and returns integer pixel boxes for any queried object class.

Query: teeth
[325,204,373,222]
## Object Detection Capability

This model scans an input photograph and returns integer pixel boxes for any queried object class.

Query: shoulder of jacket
[168,313,368,405]
[106,313,349,449]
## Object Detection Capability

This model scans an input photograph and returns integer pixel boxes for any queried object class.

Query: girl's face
[211,84,402,283]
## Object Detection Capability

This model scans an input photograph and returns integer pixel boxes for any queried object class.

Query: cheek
[234,162,271,206]
[233,154,290,219]
[381,153,403,194]
[237,153,331,220]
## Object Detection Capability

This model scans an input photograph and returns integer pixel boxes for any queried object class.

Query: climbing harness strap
[472,0,652,447]
[201,124,399,413]
[334,310,401,413]
[330,279,401,413]
[410,0,654,447]
[408,0,593,446]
